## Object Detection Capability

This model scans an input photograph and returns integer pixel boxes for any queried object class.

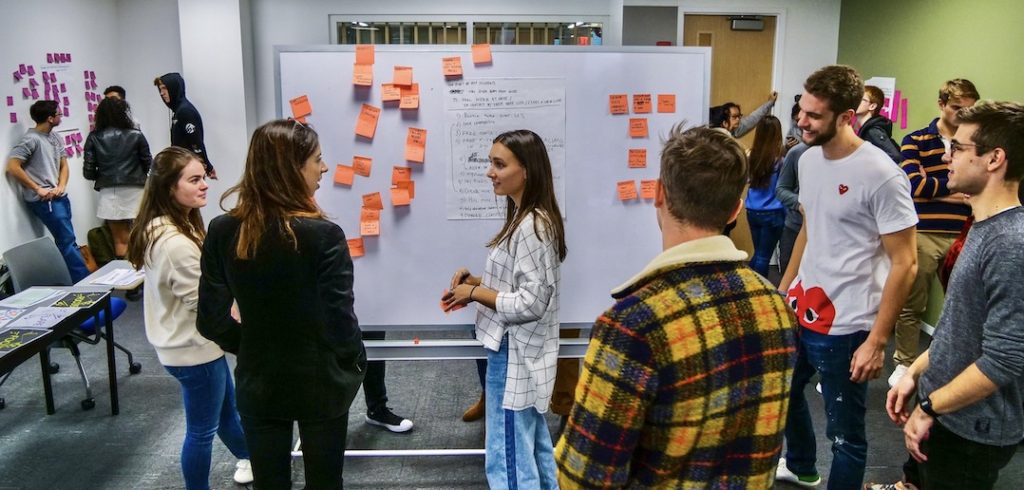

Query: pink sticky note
[62,107,69,117]
[18,64,26,75]
[67,54,72,63]
[890,90,901,123]
[6,96,13,106]
[26,66,35,76]
[84,81,90,90]
[90,80,97,90]
[89,71,95,80]
[47,53,54,63]
[30,89,39,100]
[22,87,30,98]
[64,147,73,157]
[9,113,17,123]
[64,135,72,144]
[59,83,64,92]
[29,78,38,88]
[88,114,94,123]
[13,71,22,82]
[62,96,69,106]
[83,70,89,78]
[900,98,909,130]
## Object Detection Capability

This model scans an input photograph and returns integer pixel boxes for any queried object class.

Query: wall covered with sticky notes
[278,45,709,326]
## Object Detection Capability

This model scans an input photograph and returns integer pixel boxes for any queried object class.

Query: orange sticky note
[396,179,415,199]
[632,94,652,114]
[657,94,676,113]
[400,83,420,110]
[381,83,400,102]
[472,44,492,64]
[360,220,380,236]
[609,94,628,115]
[629,118,648,138]
[353,64,372,86]
[405,127,427,162]
[441,289,466,313]
[391,186,411,206]
[628,149,647,168]
[355,45,374,65]
[362,192,384,210]
[617,180,638,201]
[360,206,381,223]
[352,155,372,177]
[442,56,463,77]
[640,179,658,199]
[355,104,380,139]
[392,166,412,185]
[347,237,365,258]
[333,164,354,186]
[393,66,413,86]
[289,95,312,119]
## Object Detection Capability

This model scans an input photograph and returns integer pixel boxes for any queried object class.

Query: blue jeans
[746,208,786,277]
[784,329,869,490]
[164,356,250,490]
[485,336,558,490]
[25,195,90,283]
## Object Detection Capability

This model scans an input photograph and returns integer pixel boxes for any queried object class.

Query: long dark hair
[126,147,205,269]
[486,130,567,262]
[748,115,784,188]
[221,119,323,260]
[93,98,135,131]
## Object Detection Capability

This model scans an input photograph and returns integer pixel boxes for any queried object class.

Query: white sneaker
[815,382,822,394]
[233,459,253,485]
[888,364,910,388]
[775,457,822,487]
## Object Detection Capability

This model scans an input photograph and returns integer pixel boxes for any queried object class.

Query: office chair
[1,237,141,410]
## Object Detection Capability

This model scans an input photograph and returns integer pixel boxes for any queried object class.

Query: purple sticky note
[85,92,92,102]
[89,114,94,123]
[62,107,69,117]
[67,54,72,63]
[6,96,12,106]
[84,81,90,90]
[75,133,82,143]
[22,87,30,98]
[89,70,95,80]
[59,82,65,92]
[900,98,909,130]
[890,90,901,124]
[90,80,98,90]
[9,113,16,123]
[62,96,69,106]
[41,70,48,80]
[65,135,72,144]
[13,71,22,82]
[83,70,89,78]
[19,64,26,75]
[31,89,39,100]
[27,65,35,76]
[29,78,37,88]
[50,73,56,83]
[65,147,73,157]
[88,102,95,112]
[47,53,54,63]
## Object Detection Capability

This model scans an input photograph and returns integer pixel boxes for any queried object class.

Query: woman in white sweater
[126,147,251,489]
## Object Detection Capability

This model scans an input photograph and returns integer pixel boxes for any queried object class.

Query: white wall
[623,6,678,46]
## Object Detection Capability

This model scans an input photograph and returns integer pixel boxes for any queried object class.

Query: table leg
[39,348,55,415]
[104,297,118,415]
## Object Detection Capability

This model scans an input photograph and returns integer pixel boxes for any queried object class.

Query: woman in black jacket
[197,119,366,489]
[83,97,152,257]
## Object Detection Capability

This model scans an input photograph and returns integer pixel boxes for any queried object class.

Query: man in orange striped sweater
[891,79,979,389]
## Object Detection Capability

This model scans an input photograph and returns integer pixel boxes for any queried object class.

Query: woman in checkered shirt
[443,129,567,489]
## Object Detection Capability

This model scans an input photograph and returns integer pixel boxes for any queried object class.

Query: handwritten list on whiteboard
[444,78,566,220]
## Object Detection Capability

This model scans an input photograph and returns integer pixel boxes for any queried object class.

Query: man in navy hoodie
[154,73,216,179]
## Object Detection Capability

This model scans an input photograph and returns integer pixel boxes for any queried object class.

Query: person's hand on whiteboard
[450,268,480,290]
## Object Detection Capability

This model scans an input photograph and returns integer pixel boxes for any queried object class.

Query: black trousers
[361,331,388,413]
[916,421,1017,489]
[240,412,349,490]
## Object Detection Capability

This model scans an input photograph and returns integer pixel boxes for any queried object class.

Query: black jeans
[240,413,349,490]
[361,331,388,413]
[919,421,1017,489]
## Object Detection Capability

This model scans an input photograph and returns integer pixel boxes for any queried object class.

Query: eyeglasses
[729,113,743,120]
[950,141,980,156]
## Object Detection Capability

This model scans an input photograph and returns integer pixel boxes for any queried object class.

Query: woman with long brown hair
[746,115,787,277]
[443,129,566,489]
[196,119,365,489]
[126,146,251,489]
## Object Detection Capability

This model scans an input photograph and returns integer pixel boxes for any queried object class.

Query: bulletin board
[276,45,711,326]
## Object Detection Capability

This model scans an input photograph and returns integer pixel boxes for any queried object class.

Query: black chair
[1,237,140,410]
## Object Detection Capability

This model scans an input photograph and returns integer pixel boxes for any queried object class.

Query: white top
[476,211,561,412]
[143,216,224,367]
[790,143,918,336]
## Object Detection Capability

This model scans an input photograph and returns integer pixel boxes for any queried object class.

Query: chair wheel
[81,398,96,410]
[129,362,142,374]
[48,362,60,374]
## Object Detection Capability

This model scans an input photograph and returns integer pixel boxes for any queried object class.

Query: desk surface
[1,286,110,372]
[80,260,144,291]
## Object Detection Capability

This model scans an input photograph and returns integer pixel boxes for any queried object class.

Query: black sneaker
[365,406,414,433]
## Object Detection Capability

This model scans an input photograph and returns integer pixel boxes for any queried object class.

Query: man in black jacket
[154,73,216,179]
[855,85,903,163]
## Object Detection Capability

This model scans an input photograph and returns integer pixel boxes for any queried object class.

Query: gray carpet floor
[1,291,1021,489]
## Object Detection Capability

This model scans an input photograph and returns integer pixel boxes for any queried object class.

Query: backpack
[87,224,116,269]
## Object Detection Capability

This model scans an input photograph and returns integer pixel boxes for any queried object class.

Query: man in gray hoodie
[886,101,1024,489]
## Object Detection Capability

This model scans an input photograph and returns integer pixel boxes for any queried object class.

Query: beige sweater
[143,217,223,367]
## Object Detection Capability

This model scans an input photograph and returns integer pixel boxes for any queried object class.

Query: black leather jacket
[83,128,152,190]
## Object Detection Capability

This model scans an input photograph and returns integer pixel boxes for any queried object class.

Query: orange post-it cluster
[617,180,638,201]
[632,94,652,114]
[347,237,365,258]
[405,127,427,163]
[640,179,658,199]
[629,118,648,138]
[289,95,312,119]
[657,94,676,113]
[355,104,381,139]
[333,164,354,186]
[352,155,372,177]
[608,94,628,115]
[628,149,647,168]
[442,56,463,77]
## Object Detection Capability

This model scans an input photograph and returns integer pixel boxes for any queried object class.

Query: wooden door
[684,14,776,262]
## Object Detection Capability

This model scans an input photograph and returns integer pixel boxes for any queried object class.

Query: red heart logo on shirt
[839,184,849,195]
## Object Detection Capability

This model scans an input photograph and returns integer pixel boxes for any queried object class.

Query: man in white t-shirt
[775,65,919,489]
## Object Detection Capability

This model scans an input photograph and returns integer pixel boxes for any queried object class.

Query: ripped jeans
[783,329,869,490]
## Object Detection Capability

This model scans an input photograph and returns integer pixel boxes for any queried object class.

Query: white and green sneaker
[775,458,822,487]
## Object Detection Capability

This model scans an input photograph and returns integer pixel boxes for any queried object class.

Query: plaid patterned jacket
[555,236,797,489]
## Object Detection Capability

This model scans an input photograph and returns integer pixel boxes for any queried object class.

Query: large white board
[276,45,710,326]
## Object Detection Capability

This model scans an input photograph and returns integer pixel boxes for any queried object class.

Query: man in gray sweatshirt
[885,100,1024,489]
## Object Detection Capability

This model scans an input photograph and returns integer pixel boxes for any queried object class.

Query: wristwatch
[919,395,940,418]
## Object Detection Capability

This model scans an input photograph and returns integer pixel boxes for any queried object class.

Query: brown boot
[462,393,485,422]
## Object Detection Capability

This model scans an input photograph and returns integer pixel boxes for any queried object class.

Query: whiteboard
[276,45,710,326]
